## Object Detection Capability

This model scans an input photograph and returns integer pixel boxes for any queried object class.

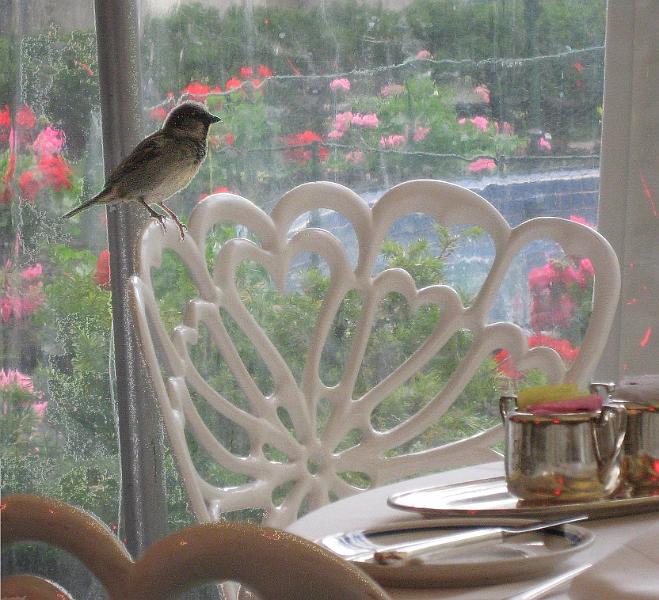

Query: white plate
[317,517,594,589]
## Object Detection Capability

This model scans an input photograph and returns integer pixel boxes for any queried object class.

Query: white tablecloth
[287,462,659,599]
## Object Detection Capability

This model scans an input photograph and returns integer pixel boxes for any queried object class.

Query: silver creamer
[500,396,626,501]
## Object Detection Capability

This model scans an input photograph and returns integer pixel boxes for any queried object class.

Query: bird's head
[163,102,221,139]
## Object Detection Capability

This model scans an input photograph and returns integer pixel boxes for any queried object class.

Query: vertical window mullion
[94,0,167,556]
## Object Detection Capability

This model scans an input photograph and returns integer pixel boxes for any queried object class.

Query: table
[288,462,659,599]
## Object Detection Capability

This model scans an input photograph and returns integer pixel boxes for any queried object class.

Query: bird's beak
[208,113,222,124]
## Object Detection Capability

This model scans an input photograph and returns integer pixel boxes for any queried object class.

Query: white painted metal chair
[130,179,620,529]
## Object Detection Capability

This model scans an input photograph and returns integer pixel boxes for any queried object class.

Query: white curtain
[597,0,659,380]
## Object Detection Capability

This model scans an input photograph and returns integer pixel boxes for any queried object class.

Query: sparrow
[62,101,221,239]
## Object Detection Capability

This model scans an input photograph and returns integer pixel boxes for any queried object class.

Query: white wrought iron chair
[130,179,620,529]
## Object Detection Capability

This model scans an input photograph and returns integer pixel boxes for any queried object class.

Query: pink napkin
[527,394,603,415]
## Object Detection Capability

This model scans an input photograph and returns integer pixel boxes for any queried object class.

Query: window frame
[92,0,656,551]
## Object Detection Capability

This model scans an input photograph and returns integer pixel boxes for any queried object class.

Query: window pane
[138,0,607,520]
[1,1,115,596]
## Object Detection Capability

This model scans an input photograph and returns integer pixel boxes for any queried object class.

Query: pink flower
[239,66,253,79]
[1,297,11,322]
[20,263,43,280]
[0,368,37,395]
[346,149,363,164]
[413,126,430,142]
[467,158,496,173]
[33,126,65,156]
[333,111,353,132]
[329,78,351,92]
[32,400,48,416]
[458,117,466,126]
[416,50,432,60]
[352,113,379,128]
[474,85,490,104]
[580,258,594,277]
[537,137,552,152]
[528,263,560,290]
[502,121,513,135]
[380,84,405,97]
[562,265,585,287]
[470,116,489,132]
[379,134,406,148]
[16,105,36,129]
[258,64,273,78]
[569,215,594,228]
[327,129,344,139]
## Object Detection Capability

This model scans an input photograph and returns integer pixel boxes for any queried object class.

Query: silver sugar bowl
[500,395,627,502]
[592,381,659,491]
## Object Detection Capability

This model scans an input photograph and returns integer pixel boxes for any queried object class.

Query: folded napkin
[527,394,602,415]
[567,522,659,599]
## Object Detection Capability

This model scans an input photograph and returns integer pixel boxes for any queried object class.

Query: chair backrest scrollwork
[131,179,620,527]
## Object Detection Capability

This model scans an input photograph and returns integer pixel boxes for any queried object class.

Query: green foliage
[19,27,99,157]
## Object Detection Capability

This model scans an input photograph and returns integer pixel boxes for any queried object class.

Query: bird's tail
[62,189,111,219]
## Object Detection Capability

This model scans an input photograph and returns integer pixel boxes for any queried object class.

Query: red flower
[258,64,273,78]
[493,349,523,380]
[251,78,262,89]
[74,60,95,76]
[210,85,223,94]
[574,62,584,72]
[198,186,230,202]
[37,155,72,192]
[0,105,10,128]
[16,105,36,129]
[225,78,242,91]
[239,66,253,79]
[18,171,43,201]
[149,106,168,121]
[528,334,579,362]
[285,130,322,146]
[284,131,327,163]
[183,81,210,101]
[94,250,111,288]
[225,132,235,146]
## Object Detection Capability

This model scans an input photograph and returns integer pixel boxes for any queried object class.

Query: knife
[368,515,588,566]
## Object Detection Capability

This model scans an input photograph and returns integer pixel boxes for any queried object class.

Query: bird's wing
[105,132,171,193]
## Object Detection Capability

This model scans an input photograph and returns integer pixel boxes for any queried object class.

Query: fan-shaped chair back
[131,180,620,528]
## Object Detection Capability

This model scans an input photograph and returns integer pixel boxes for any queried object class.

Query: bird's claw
[155,214,167,233]
[175,221,187,241]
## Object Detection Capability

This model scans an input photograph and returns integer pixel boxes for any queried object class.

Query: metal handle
[499,395,518,421]
[593,403,627,469]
